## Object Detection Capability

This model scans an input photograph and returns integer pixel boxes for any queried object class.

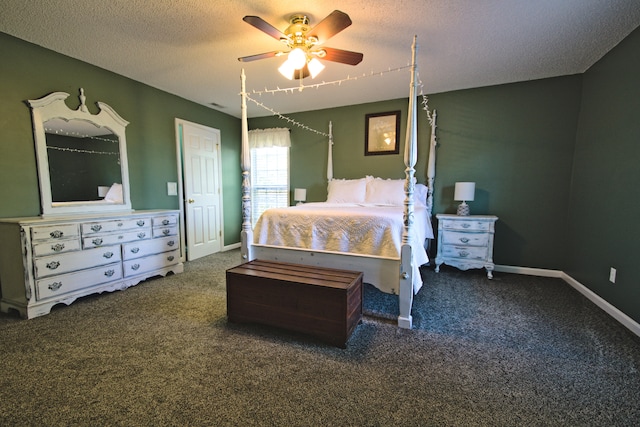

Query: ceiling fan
[238,10,364,80]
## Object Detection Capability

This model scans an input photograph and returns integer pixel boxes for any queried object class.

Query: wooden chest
[226,260,363,348]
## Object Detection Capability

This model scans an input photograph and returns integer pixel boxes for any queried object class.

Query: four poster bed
[239,37,437,329]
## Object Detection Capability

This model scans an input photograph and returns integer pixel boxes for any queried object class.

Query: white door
[178,120,222,260]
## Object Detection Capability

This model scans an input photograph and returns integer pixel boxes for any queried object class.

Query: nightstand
[435,214,498,279]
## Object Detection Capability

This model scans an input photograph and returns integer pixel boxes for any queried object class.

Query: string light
[44,127,120,156]
[46,146,120,156]
[242,63,434,135]
[44,127,120,145]
[244,94,330,137]
[249,65,411,97]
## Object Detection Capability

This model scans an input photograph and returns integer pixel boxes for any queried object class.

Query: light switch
[167,182,178,196]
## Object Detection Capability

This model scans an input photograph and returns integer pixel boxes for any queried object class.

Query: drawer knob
[167,240,175,247]
[459,237,470,243]
[137,232,146,239]
[162,229,170,235]
[48,281,63,291]
[458,251,470,258]
[46,261,60,270]
[131,263,140,271]
[104,269,115,277]
[137,220,145,227]
[117,222,123,227]
[49,230,64,239]
[461,223,471,228]
[103,251,114,259]
[162,219,170,225]
[130,247,140,254]
[92,238,103,246]
[167,256,175,261]
[51,243,65,252]
[91,225,102,232]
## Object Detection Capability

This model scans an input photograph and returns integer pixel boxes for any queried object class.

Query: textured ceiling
[1,0,639,118]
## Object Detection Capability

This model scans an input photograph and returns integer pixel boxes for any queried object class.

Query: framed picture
[365,110,401,156]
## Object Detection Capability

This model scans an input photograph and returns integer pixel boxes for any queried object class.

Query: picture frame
[365,110,401,156]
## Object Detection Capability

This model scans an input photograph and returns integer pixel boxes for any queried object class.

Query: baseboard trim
[494,265,563,278]
[223,242,241,251]
[494,264,640,338]
[560,272,640,338]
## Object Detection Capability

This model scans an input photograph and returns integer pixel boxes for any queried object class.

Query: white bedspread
[253,203,433,291]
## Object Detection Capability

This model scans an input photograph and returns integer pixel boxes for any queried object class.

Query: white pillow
[365,178,405,205]
[414,183,428,208]
[104,183,123,203]
[326,178,367,203]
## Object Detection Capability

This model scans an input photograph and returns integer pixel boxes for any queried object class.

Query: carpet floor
[1,249,639,426]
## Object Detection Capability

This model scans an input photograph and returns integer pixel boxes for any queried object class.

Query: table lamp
[294,188,307,206]
[454,182,475,215]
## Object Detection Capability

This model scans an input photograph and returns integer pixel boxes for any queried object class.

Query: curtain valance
[248,128,290,148]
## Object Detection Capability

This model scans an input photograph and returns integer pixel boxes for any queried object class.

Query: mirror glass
[44,118,123,203]
[28,89,132,216]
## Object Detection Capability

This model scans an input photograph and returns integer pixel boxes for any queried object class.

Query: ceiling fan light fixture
[288,47,307,70]
[308,57,325,78]
[278,59,296,80]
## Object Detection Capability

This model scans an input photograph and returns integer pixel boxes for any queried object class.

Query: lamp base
[457,202,470,216]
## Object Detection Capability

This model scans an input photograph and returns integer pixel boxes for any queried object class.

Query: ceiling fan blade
[319,47,363,66]
[243,15,287,40]
[238,51,282,62]
[293,64,311,80]
[307,10,352,44]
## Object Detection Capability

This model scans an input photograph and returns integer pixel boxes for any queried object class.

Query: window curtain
[248,128,291,148]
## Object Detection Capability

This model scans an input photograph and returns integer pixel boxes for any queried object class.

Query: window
[248,128,291,225]
[250,146,289,224]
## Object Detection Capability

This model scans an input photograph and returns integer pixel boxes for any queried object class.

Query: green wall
[2,25,639,325]
[250,75,582,270]
[0,32,242,246]
[568,26,640,323]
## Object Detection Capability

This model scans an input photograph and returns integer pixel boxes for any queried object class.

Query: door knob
[188,198,195,204]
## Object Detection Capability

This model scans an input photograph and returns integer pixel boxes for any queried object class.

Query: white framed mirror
[28,88,132,216]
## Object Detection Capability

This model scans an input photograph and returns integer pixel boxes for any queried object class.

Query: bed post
[426,110,437,217]
[398,35,419,329]
[240,69,254,262]
[327,121,333,182]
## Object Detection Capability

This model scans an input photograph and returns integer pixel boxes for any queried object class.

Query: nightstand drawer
[441,219,491,232]
[442,231,489,247]
[440,245,488,260]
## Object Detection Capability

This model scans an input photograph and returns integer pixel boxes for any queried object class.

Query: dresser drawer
[31,224,79,241]
[83,229,150,248]
[81,218,151,235]
[153,215,177,227]
[123,236,180,260]
[442,230,489,247]
[34,245,121,279]
[123,249,180,277]
[35,262,122,300]
[440,244,488,260]
[152,225,178,238]
[440,219,491,232]
[32,238,82,257]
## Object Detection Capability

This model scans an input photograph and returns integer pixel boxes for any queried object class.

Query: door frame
[174,118,224,262]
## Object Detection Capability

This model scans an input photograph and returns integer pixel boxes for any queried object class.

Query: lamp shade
[294,188,307,202]
[307,58,325,78]
[454,182,475,202]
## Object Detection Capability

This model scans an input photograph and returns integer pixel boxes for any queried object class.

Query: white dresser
[0,210,183,319]
[435,214,498,279]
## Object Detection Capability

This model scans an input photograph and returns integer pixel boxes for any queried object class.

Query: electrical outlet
[609,267,617,283]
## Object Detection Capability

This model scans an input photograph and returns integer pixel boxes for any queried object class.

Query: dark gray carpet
[1,249,639,426]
